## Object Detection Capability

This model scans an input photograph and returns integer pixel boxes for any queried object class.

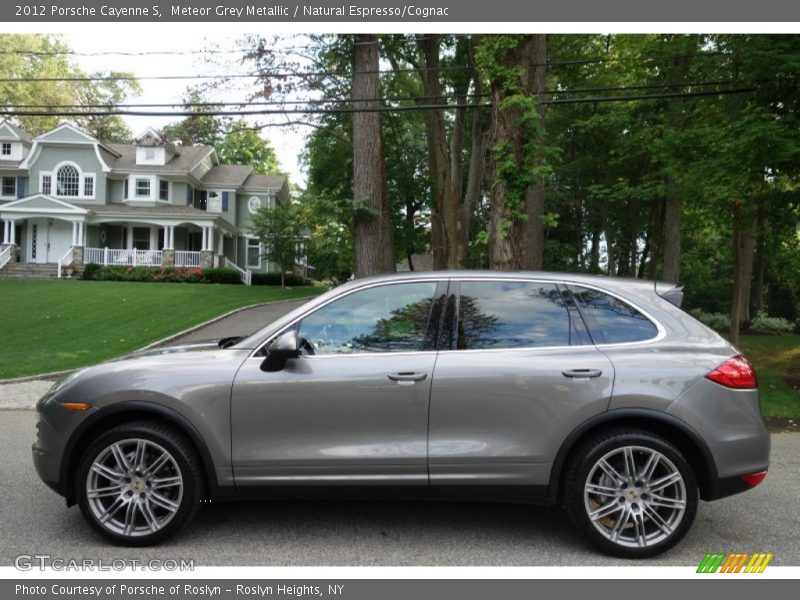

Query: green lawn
[738,334,800,419]
[0,280,321,379]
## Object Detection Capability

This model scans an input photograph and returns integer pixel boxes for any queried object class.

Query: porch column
[201,227,207,251]
[2,220,8,243]
[9,219,16,245]
[206,227,214,251]
[71,222,77,246]
[127,224,134,250]
[79,221,85,246]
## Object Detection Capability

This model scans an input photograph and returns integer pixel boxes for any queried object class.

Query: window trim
[39,161,96,199]
[134,177,151,198]
[251,279,446,359]
[1,143,11,156]
[246,237,262,268]
[0,175,16,198]
[159,179,170,201]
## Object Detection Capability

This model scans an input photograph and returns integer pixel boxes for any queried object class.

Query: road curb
[0,295,315,385]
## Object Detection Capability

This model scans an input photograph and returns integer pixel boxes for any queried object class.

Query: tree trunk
[589,229,600,272]
[522,34,547,271]
[648,197,665,280]
[752,201,766,315]
[662,184,681,283]
[737,203,756,324]
[352,34,390,278]
[730,204,743,346]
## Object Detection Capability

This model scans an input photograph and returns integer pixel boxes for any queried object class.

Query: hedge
[83,264,242,284]
[251,272,308,286]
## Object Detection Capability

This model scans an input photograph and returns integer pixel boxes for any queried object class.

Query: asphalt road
[2,410,798,566]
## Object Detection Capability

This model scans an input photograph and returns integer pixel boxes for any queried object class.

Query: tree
[249,200,304,288]
[160,91,228,146]
[351,34,395,277]
[0,34,139,141]
[217,121,282,175]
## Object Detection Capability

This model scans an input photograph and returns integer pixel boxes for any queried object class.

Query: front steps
[0,262,84,279]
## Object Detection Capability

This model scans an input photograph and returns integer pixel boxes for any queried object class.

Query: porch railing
[85,247,162,267]
[57,247,73,279]
[224,257,252,286]
[175,250,201,268]
[0,245,11,270]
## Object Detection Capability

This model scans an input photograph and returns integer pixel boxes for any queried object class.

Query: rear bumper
[713,470,769,500]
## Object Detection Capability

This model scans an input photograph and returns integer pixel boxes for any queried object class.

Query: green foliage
[249,200,305,286]
[83,264,241,284]
[251,272,307,286]
[749,313,796,335]
[0,34,140,140]
[689,309,731,332]
[217,121,282,175]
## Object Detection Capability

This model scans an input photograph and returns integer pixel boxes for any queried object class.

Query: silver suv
[33,272,770,557]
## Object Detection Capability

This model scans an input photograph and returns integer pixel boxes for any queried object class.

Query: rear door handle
[562,369,603,379]
[387,372,428,383]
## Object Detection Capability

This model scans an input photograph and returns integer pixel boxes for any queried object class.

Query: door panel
[231,280,444,487]
[46,221,72,263]
[231,353,437,485]
[428,279,614,488]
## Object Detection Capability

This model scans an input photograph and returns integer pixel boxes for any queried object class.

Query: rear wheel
[75,420,204,546]
[563,428,698,558]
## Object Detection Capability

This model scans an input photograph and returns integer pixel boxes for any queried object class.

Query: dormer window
[144,148,156,161]
[1,143,10,156]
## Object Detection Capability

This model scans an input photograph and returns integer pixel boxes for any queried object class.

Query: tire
[75,420,205,546]
[563,428,698,558]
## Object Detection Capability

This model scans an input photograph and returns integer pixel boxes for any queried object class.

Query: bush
[82,262,101,280]
[749,313,795,336]
[83,265,240,284]
[689,308,730,331]
[201,268,243,285]
[251,272,307,286]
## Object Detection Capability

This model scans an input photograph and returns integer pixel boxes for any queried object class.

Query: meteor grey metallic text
[33,271,770,557]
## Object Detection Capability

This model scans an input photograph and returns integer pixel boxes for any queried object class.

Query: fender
[60,400,220,505]
[546,408,720,500]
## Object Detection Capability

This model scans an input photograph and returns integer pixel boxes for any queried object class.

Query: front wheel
[75,420,204,546]
[563,428,698,558]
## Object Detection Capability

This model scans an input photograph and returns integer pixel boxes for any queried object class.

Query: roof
[73,203,215,217]
[242,173,287,191]
[1,122,33,144]
[200,164,253,187]
[104,143,213,173]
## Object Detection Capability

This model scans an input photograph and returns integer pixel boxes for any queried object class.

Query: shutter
[222,191,229,212]
[187,185,193,205]
[16,176,27,198]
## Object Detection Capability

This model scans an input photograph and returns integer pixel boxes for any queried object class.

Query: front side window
[159,180,169,201]
[570,286,658,344]
[297,282,437,355]
[455,280,570,350]
[1,143,11,155]
[1,176,15,196]
[83,176,94,197]
[135,178,151,198]
[56,164,80,196]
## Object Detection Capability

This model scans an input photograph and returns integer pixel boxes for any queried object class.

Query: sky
[60,31,309,184]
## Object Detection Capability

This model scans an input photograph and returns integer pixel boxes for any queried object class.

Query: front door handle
[387,372,428,383]
[562,368,603,379]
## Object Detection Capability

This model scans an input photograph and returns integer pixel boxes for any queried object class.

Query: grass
[738,334,800,419]
[0,279,322,379]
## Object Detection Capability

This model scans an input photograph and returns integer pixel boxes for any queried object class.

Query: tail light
[741,471,767,487]
[705,355,758,389]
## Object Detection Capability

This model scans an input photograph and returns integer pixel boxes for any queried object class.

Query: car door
[428,278,614,492]
[231,279,446,487]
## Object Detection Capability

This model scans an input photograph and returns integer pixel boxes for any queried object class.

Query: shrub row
[250,272,308,286]
[689,308,796,335]
[83,264,242,284]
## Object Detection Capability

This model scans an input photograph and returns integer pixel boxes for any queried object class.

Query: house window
[132,227,151,250]
[1,143,11,156]
[135,178,151,198]
[42,174,51,194]
[246,238,261,268]
[83,176,94,197]
[1,176,16,197]
[159,180,169,201]
[56,164,80,196]
[144,148,156,161]
[221,191,229,212]
[123,179,129,199]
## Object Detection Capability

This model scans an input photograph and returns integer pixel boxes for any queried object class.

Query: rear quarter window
[570,285,659,344]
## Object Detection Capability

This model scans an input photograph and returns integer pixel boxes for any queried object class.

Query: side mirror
[260,330,300,372]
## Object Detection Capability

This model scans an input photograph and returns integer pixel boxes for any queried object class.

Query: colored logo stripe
[697,552,772,573]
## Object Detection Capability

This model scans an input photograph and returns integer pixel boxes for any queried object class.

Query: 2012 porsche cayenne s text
[33,271,770,557]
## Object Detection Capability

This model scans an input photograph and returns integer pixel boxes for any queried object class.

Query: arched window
[56,164,80,196]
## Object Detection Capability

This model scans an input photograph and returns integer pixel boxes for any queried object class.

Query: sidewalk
[0,298,308,409]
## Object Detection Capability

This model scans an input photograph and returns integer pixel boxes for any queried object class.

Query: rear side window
[455,281,570,350]
[570,286,658,344]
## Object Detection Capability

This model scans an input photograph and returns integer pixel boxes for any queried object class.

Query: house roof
[242,173,287,191]
[200,164,254,187]
[2,122,33,144]
[74,203,214,217]
[104,143,214,173]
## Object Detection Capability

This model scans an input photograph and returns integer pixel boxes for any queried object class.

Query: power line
[0,87,757,119]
